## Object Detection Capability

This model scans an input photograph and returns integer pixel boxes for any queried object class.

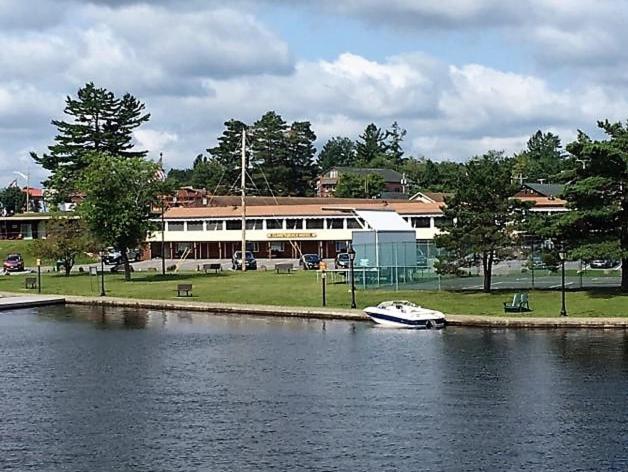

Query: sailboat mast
[241,129,247,272]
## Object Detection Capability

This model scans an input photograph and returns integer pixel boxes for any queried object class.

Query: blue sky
[1,0,627,185]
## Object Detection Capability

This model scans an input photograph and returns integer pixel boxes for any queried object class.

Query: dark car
[299,254,321,270]
[103,248,140,265]
[335,252,351,269]
[3,253,24,272]
[232,251,257,270]
[590,259,618,269]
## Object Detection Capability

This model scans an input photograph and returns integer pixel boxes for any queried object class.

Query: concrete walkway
[64,294,628,329]
[0,294,65,311]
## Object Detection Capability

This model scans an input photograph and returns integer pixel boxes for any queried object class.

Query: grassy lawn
[1,269,626,317]
[0,240,97,266]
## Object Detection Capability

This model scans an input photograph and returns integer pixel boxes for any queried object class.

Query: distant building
[515,182,564,199]
[316,167,408,197]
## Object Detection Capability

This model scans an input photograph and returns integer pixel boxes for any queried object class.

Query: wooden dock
[0,294,66,311]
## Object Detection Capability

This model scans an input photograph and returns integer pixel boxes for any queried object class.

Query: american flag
[154,153,166,181]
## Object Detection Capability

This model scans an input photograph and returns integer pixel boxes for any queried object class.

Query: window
[266,218,283,229]
[246,242,260,252]
[336,241,347,252]
[435,217,453,228]
[271,242,284,252]
[246,219,263,230]
[168,222,184,231]
[326,218,344,229]
[305,218,324,229]
[346,218,363,229]
[226,220,242,230]
[187,221,204,231]
[411,217,431,228]
[206,220,223,231]
[285,219,303,230]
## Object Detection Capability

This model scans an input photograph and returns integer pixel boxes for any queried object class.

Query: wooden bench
[275,263,293,274]
[177,284,192,297]
[202,263,222,274]
[25,277,37,289]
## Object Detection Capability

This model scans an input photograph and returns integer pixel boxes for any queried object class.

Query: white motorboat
[363,301,446,329]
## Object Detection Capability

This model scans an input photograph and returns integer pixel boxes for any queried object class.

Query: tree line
[2,82,625,291]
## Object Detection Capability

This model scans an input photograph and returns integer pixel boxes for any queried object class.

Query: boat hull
[365,311,446,329]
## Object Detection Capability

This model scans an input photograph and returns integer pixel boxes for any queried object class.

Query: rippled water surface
[1,305,627,471]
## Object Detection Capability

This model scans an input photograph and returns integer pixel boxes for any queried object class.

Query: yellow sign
[267,232,317,239]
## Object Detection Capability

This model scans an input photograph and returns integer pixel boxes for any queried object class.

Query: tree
[355,123,388,167]
[32,217,94,276]
[318,137,356,172]
[250,111,290,195]
[334,173,385,198]
[285,121,318,196]
[385,121,407,166]
[557,120,628,291]
[0,187,26,215]
[31,82,150,201]
[207,119,248,193]
[402,158,465,193]
[512,130,566,183]
[76,154,163,281]
[435,151,530,292]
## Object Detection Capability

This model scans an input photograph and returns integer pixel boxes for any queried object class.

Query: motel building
[145,195,566,261]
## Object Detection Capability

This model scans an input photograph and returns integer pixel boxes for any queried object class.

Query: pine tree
[355,123,388,167]
[318,137,356,172]
[207,119,248,193]
[385,121,407,166]
[285,121,318,196]
[250,111,289,195]
[512,130,565,182]
[31,82,150,201]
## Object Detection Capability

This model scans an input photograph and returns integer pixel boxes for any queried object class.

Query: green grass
[1,269,626,317]
[0,240,96,266]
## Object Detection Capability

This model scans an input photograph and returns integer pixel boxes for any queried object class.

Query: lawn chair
[503,292,532,313]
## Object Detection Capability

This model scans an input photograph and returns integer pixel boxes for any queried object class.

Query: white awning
[354,210,413,231]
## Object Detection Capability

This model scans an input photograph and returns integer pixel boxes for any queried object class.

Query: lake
[1,306,627,471]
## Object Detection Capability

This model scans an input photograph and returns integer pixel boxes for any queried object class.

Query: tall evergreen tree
[558,120,628,291]
[250,111,290,195]
[31,82,150,201]
[385,121,407,166]
[285,121,318,196]
[0,187,26,215]
[512,130,565,183]
[355,123,388,166]
[318,137,356,172]
[207,119,248,193]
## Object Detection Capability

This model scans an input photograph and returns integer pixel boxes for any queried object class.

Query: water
[1,306,627,471]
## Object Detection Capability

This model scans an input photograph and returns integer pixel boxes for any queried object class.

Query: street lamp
[99,250,106,297]
[347,242,356,309]
[559,245,567,317]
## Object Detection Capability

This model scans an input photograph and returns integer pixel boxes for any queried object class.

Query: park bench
[177,284,193,297]
[202,263,222,274]
[503,292,531,313]
[25,277,37,289]
[275,263,293,274]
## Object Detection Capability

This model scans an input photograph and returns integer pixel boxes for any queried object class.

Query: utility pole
[241,129,247,272]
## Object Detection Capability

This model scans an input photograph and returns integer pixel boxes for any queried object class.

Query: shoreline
[2,292,627,328]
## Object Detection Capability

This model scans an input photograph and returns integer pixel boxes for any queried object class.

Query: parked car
[110,263,135,274]
[590,259,619,269]
[103,248,140,265]
[3,253,24,272]
[335,252,351,269]
[299,254,321,270]
[232,251,257,270]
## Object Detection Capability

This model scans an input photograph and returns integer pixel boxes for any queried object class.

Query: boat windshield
[377,301,417,308]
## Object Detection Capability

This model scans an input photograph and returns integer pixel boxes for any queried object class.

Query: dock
[0,294,66,311]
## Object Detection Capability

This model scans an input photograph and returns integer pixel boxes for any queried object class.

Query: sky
[1,0,628,187]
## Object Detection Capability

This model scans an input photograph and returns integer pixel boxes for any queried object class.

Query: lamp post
[99,250,106,297]
[161,199,166,276]
[347,242,356,309]
[559,245,567,317]
[321,270,327,307]
[36,258,41,294]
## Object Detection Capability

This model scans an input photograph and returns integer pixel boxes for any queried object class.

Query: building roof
[164,200,445,219]
[516,196,567,208]
[332,167,404,183]
[410,191,449,203]
[522,182,564,198]
[22,187,43,198]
